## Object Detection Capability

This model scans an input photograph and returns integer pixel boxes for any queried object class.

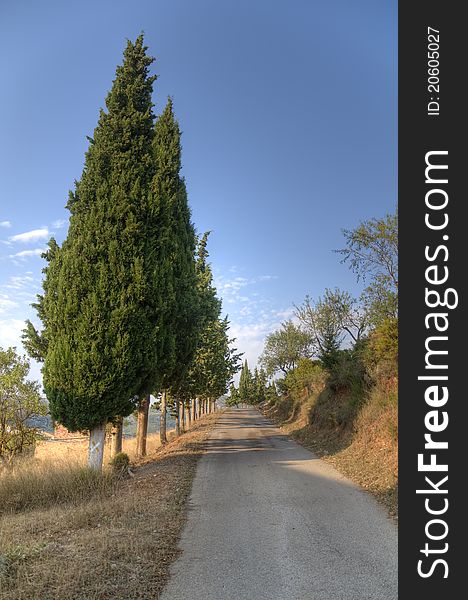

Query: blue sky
[0,0,396,383]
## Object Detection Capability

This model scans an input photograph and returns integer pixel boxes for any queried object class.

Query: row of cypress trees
[228,360,274,406]
[22,36,240,470]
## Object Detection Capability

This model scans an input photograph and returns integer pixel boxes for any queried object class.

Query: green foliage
[109,452,130,475]
[362,317,398,380]
[155,100,199,394]
[337,212,398,289]
[22,238,61,363]
[327,349,367,397]
[231,361,267,405]
[337,211,398,327]
[226,384,240,407]
[237,360,253,403]
[252,367,267,404]
[361,284,398,329]
[186,317,241,401]
[41,36,159,431]
[0,348,46,464]
[320,288,368,342]
[295,294,343,370]
[265,382,279,405]
[174,235,241,403]
[282,358,325,396]
[260,320,313,376]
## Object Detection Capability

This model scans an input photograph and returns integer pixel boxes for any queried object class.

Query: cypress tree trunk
[192,398,197,422]
[110,417,123,457]
[160,390,167,444]
[136,394,150,457]
[187,400,192,427]
[88,423,106,470]
[181,401,186,433]
[175,399,180,436]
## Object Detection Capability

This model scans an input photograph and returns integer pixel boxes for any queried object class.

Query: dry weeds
[0,414,218,599]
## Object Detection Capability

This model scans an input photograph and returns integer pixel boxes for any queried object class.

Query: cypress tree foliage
[173,234,241,418]
[226,383,240,407]
[252,366,267,404]
[187,316,241,407]
[174,234,221,400]
[22,238,61,363]
[39,36,158,469]
[238,360,253,404]
[151,99,199,445]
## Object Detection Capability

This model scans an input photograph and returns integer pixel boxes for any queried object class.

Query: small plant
[0,543,47,580]
[109,452,130,476]
[0,554,9,577]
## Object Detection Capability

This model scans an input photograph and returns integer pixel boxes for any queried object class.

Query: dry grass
[0,414,218,599]
[34,430,168,466]
[0,460,116,515]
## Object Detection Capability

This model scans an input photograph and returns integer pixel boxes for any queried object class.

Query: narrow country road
[160,408,397,600]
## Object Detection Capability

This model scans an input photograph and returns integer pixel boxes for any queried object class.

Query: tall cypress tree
[150,99,199,444]
[170,233,224,426]
[41,36,158,469]
[238,360,253,404]
[192,316,241,406]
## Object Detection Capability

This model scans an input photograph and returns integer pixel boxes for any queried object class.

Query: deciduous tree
[0,347,46,465]
[260,320,313,376]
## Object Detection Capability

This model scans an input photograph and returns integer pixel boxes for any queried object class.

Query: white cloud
[230,321,272,369]
[4,274,35,289]
[9,248,45,259]
[0,318,43,385]
[0,317,25,349]
[213,269,291,376]
[228,307,294,379]
[0,294,19,315]
[0,220,12,228]
[215,273,278,307]
[9,228,49,244]
[51,219,66,229]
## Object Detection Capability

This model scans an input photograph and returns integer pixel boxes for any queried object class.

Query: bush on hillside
[283,358,326,396]
[362,317,398,381]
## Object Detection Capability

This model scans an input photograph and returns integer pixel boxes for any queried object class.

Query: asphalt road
[160,408,397,600]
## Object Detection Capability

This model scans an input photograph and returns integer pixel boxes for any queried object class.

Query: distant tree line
[226,360,277,407]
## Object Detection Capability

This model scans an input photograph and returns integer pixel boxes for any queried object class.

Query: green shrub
[328,349,367,392]
[283,359,325,396]
[363,317,398,381]
[109,452,130,475]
